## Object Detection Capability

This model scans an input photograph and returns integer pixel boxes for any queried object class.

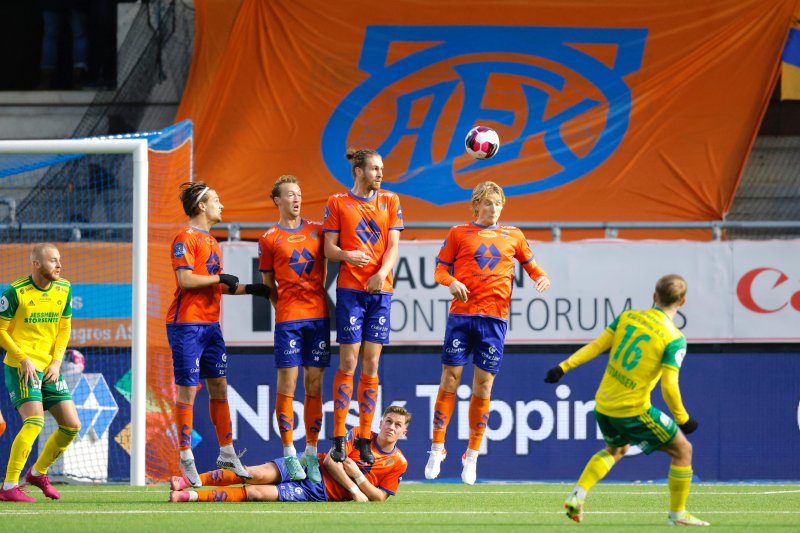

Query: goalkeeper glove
[679,418,698,435]
[218,273,239,292]
[544,366,564,383]
[245,283,270,298]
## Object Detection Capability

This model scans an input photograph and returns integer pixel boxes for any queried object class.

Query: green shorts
[595,405,678,455]
[4,363,73,411]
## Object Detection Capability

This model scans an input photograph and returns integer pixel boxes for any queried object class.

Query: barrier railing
[2,220,800,242]
[213,220,800,242]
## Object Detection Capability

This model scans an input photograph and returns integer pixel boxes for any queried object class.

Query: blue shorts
[273,455,329,502]
[335,289,392,345]
[274,319,331,368]
[441,314,507,374]
[166,323,227,386]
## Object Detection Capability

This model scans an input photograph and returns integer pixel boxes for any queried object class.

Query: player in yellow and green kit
[0,243,80,502]
[544,274,709,527]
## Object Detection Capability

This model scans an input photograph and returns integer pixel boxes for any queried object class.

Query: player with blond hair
[0,243,80,502]
[424,181,550,484]
[258,175,330,483]
[544,274,709,526]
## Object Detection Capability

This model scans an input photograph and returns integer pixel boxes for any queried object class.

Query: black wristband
[244,283,270,298]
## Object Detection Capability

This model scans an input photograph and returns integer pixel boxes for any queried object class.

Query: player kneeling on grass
[544,274,708,527]
[169,406,410,503]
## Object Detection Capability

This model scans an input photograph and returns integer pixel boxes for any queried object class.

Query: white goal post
[0,138,148,486]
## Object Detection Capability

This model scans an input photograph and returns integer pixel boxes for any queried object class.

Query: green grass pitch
[1,482,798,531]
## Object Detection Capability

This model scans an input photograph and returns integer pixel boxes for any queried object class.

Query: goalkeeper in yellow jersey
[544,274,709,527]
[0,244,80,502]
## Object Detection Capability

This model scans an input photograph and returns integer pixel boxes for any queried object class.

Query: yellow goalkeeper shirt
[0,275,72,371]
[560,307,687,419]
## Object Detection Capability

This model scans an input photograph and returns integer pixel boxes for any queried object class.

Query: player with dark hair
[323,149,403,465]
[169,406,410,503]
[424,181,550,485]
[544,274,709,526]
[168,181,270,486]
[258,175,329,483]
[0,243,80,502]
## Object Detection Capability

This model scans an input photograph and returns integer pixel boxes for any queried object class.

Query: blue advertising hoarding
[189,351,800,482]
[1,350,797,482]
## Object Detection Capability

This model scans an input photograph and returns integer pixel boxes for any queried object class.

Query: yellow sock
[668,465,693,513]
[5,416,44,483]
[577,449,616,492]
[33,425,79,475]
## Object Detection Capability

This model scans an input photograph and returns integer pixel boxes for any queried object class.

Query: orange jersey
[435,222,546,321]
[166,226,225,324]
[318,430,408,501]
[258,219,328,323]
[323,190,403,293]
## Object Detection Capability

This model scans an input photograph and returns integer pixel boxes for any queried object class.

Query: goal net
[0,120,192,485]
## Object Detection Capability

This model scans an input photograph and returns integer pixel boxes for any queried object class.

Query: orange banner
[177,0,798,237]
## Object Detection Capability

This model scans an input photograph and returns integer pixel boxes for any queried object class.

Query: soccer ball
[465,126,500,160]
[63,348,86,375]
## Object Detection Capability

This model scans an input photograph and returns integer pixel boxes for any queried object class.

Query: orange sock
[332,370,354,437]
[275,392,294,446]
[467,395,491,451]
[304,394,323,447]
[199,468,245,486]
[209,399,233,447]
[175,402,193,451]
[357,374,379,439]
[432,389,456,445]
[196,486,248,502]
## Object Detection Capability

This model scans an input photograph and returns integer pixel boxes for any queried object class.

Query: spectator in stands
[38,0,90,90]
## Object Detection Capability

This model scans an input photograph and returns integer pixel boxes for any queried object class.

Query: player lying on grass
[169,406,409,503]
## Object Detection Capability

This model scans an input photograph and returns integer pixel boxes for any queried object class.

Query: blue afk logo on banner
[322,25,647,204]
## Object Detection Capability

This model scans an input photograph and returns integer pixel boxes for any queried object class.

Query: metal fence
[4,220,798,243]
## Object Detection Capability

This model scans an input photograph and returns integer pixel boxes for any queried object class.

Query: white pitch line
[46,488,800,496]
[406,489,800,495]
[1,509,800,516]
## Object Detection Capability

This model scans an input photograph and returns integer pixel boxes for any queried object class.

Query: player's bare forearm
[342,458,387,502]
[378,230,401,276]
[176,269,222,290]
[323,454,360,495]
[324,233,344,262]
[261,272,279,308]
